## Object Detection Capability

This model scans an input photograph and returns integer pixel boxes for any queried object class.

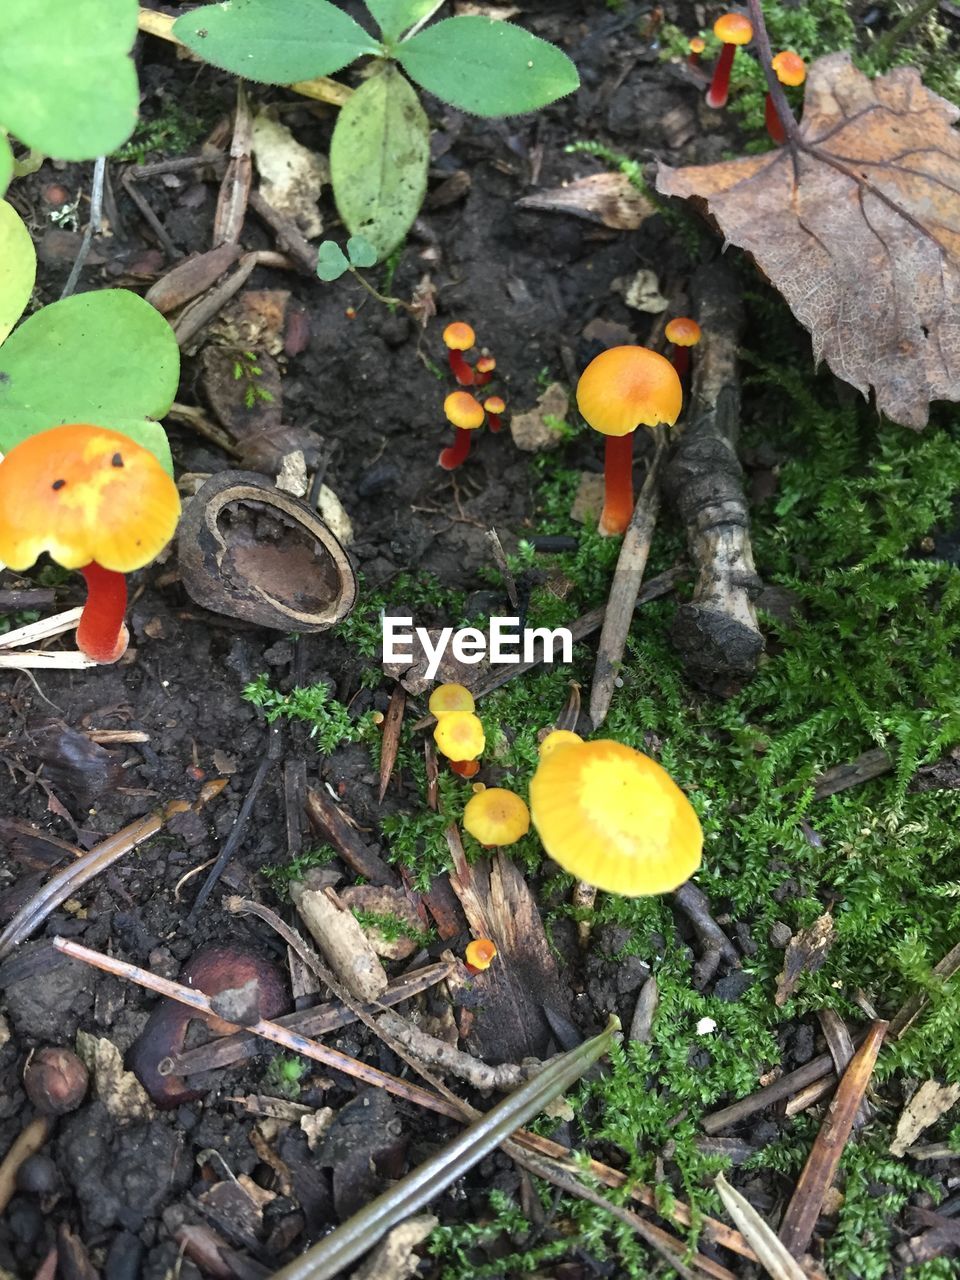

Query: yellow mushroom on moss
[463,787,530,847]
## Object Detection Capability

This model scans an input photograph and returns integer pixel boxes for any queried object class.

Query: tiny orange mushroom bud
[475,355,496,387]
[464,938,497,973]
[530,737,702,897]
[434,710,485,762]
[450,759,481,778]
[664,317,702,379]
[443,321,476,386]
[439,390,485,471]
[0,425,181,664]
[687,35,705,66]
[429,683,476,718]
[576,346,682,537]
[766,51,806,144]
[483,395,506,434]
[706,12,753,110]
[463,787,530,847]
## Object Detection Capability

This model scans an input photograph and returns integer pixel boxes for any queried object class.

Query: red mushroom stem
[448,351,474,386]
[439,429,474,471]
[765,92,786,144]
[670,346,691,379]
[76,563,129,664]
[487,411,502,433]
[600,433,635,537]
[706,42,737,109]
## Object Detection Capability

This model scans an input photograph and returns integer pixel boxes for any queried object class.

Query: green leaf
[330,64,429,260]
[346,235,378,269]
[0,135,11,199]
[104,418,175,475]
[0,201,35,344]
[0,0,139,160]
[173,0,381,84]
[316,240,350,281]
[0,291,179,471]
[396,16,579,116]
[364,0,439,42]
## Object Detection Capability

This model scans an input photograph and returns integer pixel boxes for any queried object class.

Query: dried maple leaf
[657,53,960,428]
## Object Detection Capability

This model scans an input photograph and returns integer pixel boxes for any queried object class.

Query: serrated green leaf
[0,201,35,344]
[173,0,381,85]
[0,291,179,472]
[0,0,139,160]
[316,240,351,281]
[346,235,378,269]
[365,0,439,43]
[0,135,11,199]
[396,16,579,117]
[330,65,429,261]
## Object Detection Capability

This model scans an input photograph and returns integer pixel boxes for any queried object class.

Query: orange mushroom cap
[476,356,496,373]
[463,787,530,847]
[0,425,180,573]
[428,683,476,718]
[444,391,485,431]
[529,738,703,896]
[483,395,506,414]
[443,322,475,352]
[772,50,806,86]
[464,938,497,971]
[665,317,702,348]
[434,711,485,762]
[688,36,705,54]
[713,12,753,44]
[576,347,682,438]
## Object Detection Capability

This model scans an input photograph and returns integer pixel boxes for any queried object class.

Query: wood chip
[518,172,655,230]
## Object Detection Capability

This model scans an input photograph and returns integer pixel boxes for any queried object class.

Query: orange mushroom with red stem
[483,395,506,434]
[664,317,702,380]
[443,322,476,386]
[575,346,682,537]
[766,51,806,144]
[687,36,705,66]
[706,12,753,109]
[464,938,497,974]
[434,709,485,778]
[0,425,181,664]
[475,355,496,387]
[439,390,485,471]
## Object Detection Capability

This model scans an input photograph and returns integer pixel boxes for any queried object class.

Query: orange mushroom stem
[687,36,705,66]
[706,13,753,109]
[475,355,496,387]
[439,390,485,470]
[664,317,702,380]
[483,395,506,433]
[443,322,476,387]
[766,51,806,144]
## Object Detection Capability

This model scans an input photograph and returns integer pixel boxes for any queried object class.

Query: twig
[0,608,82,649]
[0,782,227,959]
[589,429,666,728]
[121,167,178,259]
[248,190,319,275]
[672,881,740,988]
[0,1117,52,1214]
[812,748,893,800]
[485,528,520,611]
[60,157,106,299]
[214,83,252,247]
[377,1009,535,1092]
[305,785,399,886]
[746,0,801,145]
[0,651,98,670]
[777,1021,888,1257]
[714,1173,807,1280]
[378,685,406,803]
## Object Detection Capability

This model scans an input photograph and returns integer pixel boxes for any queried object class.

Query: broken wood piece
[663,259,763,694]
[672,881,740,988]
[289,876,389,1002]
[812,747,893,800]
[214,83,253,246]
[248,189,320,275]
[817,1008,871,1129]
[144,244,244,314]
[0,607,82,649]
[378,685,406,803]
[714,1173,807,1280]
[777,1020,888,1258]
[588,428,665,728]
[305,785,398,886]
[377,1009,536,1092]
[890,1079,960,1158]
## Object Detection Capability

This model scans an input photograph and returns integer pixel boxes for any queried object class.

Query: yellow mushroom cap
[443,322,475,352]
[713,12,753,44]
[476,356,496,373]
[0,424,181,572]
[664,317,702,347]
[434,711,485,762]
[465,938,497,971]
[772,50,806,86]
[483,395,506,414]
[539,729,583,756]
[444,391,485,431]
[429,683,476,717]
[530,738,703,896]
[688,36,705,53]
[576,346,682,438]
[463,787,530,846]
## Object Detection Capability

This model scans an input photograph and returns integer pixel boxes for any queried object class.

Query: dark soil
[0,3,945,1278]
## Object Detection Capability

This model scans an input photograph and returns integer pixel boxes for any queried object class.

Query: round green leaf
[346,235,378,269]
[0,290,179,470]
[330,65,429,261]
[316,240,350,281]
[173,0,382,84]
[0,134,11,199]
[0,0,139,160]
[0,200,36,344]
[364,0,440,43]
[396,16,580,117]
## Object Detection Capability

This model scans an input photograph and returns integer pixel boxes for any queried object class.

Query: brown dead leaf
[657,53,960,428]
[518,172,655,231]
[890,1079,960,1157]
[775,911,835,1006]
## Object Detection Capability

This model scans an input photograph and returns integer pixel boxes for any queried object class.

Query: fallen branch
[377,1009,536,1092]
[0,1116,51,1215]
[662,260,763,693]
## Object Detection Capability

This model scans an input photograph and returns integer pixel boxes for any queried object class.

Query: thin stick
[746,0,801,145]
[0,782,227,959]
[60,157,106,299]
[0,651,97,670]
[0,608,82,649]
[0,1117,52,1214]
[589,430,666,728]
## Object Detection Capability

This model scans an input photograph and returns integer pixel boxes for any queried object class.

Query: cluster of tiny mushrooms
[440,321,505,470]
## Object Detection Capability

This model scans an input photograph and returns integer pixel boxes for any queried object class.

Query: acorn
[23,1047,89,1115]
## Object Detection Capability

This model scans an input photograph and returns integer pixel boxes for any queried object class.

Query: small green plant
[243,675,377,753]
[231,350,276,411]
[352,907,434,948]
[264,1053,309,1099]
[260,845,337,889]
[0,0,140,196]
[174,0,579,259]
